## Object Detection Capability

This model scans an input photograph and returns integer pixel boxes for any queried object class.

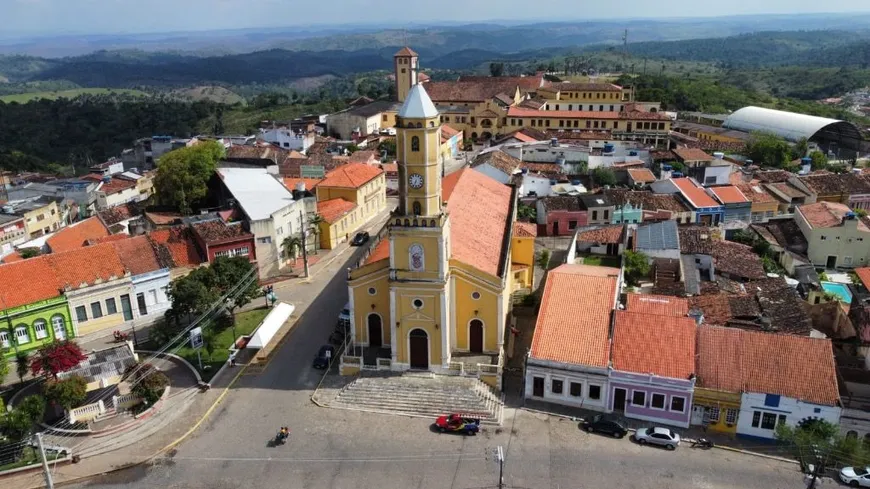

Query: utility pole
[495,445,505,489]
[807,444,824,489]
[299,211,309,278]
[36,433,55,489]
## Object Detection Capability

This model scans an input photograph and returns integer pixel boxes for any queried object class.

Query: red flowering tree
[30,341,87,379]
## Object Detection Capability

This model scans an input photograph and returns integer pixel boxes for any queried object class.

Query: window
[411,136,420,152]
[471,292,481,300]
[592,210,598,221]
[820,235,827,241]
[568,220,577,230]
[753,411,777,430]
[383,114,388,121]
[670,396,686,413]
[631,390,646,406]
[258,237,272,244]
[149,289,158,304]
[603,210,609,220]
[588,385,601,400]
[570,382,583,397]
[137,293,148,316]
[412,298,424,309]
[368,287,377,295]
[551,379,564,394]
[52,315,66,340]
[650,393,665,409]
[764,394,780,407]
[106,298,118,315]
[90,302,103,319]
[15,326,29,344]
[0,330,8,348]
[708,406,721,423]
[34,320,48,340]
[75,305,88,322]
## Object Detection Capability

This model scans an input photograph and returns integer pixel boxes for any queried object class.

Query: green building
[1,296,74,359]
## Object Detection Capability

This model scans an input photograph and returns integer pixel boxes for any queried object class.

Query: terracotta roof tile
[1,251,24,264]
[672,147,713,162]
[575,224,624,244]
[45,243,127,290]
[317,198,357,224]
[111,235,162,275]
[710,241,766,280]
[605,189,689,214]
[443,168,513,277]
[755,170,793,184]
[766,182,808,199]
[318,163,383,189]
[98,177,137,195]
[798,201,869,231]
[612,311,696,379]
[440,125,460,138]
[800,172,870,195]
[672,178,719,208]
[625,293,689,317]
[710,185,748,204]
[147,227,203,268]
[856,267,870,289]
[362,239,390,266]
[472,150,522,175]
[541,196,582,211]
[513,221,537,238]
[529,264,619,366]
[736,183,776,204]
[520,162,563,176]
[697,326,839,405]
[0,258,62,309]
[348,150,379,164]
[627,168,656,184]
[145,211,183,226]
[87,234,130,245]
[394,46,418,57]
[283,177,322,191]
[191,220,252,245]
[689,294,734,327]
[47,217,110,253]
[98,203,138,226]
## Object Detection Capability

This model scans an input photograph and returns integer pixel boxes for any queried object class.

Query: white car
[634,427,681,450]
[840,466,870,487]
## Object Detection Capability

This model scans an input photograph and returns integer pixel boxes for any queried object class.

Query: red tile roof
[710,186,749,204]
[736,183,777,204]
[318,198,357,224]
[798,201,870,231]
[47,217,110,253]
[625,294,689,317]
[672,147,713,162]
[530,264,619,366]
[191,220,252,246]
[283,177,322,191]
[612,311,696,379]
[0,258,62,310]
[145,211,183,226]
[111,235,162,275]
[99,177,136,195]
[442,169,513,277]
[394,46,418,57]
[627,168,656,184]
[696,326,839,406]
[575,224,624,244]
[362,239,390,266]
[147,227,203,268]
[441,125,460,139]
[856,268,870,289]
[672,178,720,208]
[318,163,383,189]
[87,234,130,245]
[1,251,24,264]
[45,243,127,290]
[506,107,670,121]
[513,221,537,238]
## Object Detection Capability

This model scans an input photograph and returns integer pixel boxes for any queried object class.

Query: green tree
[0,353,8,385]
[127,363,170,405]
[282,236,301,260]
[517,203,537,221]
[43,375,87,410]
[536,249,551,270]
[211,256,260,315]
[623,250,651,286]
[745,132,792,168]
[308,214,324,254]
[489,63,505,77]
[165,267,220,324]
[15,352,29,383]
[18,247,40,259]
[791,137,809,160]
[154,141,224,215]
[1,395,45,441]
[377,139,396,159]
[591,167,617,187]
[808,150,828,171]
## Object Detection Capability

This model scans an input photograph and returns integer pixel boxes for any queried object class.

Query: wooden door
[409,329,429,370]
[368,315,382,348]
[469,320,484,353]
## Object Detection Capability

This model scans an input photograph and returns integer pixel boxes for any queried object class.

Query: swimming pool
[821,281,853,304]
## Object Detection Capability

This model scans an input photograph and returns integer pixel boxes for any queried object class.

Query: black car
[580,415,628,438]
[351,232,370,246]
[313,345,336,369]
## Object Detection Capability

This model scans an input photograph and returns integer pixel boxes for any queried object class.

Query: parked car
[312,345,336,369]
[434,414,480,435]
[840,466,870,487]
[580,415,627,439]
[351,232,370,246]
[634,427,681,450]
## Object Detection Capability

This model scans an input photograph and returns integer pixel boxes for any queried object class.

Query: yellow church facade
[341,83,534,384]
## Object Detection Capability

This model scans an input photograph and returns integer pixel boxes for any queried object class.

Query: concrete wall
[737,392,841,440]
[609,371,694,428]
[525,362,610,413]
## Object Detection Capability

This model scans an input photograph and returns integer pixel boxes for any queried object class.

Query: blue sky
[6,0,870,35]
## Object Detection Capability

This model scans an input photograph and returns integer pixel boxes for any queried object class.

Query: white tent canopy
[246,302,295,349]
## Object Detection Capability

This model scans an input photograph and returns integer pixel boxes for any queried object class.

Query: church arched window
[411,136,420,152]
[412,201,422,215]
[416,122,422,128]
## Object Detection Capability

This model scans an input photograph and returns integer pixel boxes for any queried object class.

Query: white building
[130,268,171,325]
[217,167,309,279]
[259,128,314,152]
[520,171,553,198]
[737,392,841,440]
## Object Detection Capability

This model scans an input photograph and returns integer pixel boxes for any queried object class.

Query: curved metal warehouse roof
[722,106,862,143]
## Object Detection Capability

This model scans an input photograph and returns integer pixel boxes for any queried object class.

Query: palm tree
[308,214,324,255]
[15,351,29,384]
[282,236,302,264]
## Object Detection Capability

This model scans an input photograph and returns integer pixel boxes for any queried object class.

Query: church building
[342,82,534,383]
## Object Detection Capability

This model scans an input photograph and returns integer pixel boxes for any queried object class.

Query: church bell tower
[394,47,419,103]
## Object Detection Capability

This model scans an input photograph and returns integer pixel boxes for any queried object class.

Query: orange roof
[627,168,656,184]
[1,251,24,264]
[45,243,127,290]
[0,258,62,310]
[318,163,383,189]
[855,268,870,289]
[145,211,183,226]
[111,235,162,275]
[612,311,696,379]
[506,107,670,121]
[87,234,130,245]
[672,178,719,208]
[147,227,203,268]
[709,185,749,204]
[575,224,624,244]
[318,198,357,224]
[673,147,713,162]
[442,169,513,277]
[697,326,839,406]
[283,177,322,191]
[798,201,870,231]
[47,217,109,253]
[513,221,537,238]
[530,264,619,366]
[394,46,418,57]
[362,239,390,266]
[441,125,460,138]
[736,183,777,204]
[379,163,398,174]
[625,294,689,317]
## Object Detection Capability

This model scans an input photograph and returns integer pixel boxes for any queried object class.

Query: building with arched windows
[341,83,535,386]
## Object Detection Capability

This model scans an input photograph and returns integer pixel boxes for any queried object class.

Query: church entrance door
[368,314,382,347]
[469,320,484,353]
[409,329,429,369]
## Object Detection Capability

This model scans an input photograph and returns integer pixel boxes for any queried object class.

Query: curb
[136,350,203,384]
[519,406,798,464]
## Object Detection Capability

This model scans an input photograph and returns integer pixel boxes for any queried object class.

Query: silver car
[634,427,681,450]
[840,466,870,487]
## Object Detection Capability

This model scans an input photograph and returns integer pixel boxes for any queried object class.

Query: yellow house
[510,222,537,292]
[8,197,64,239]
[694,326,743,434]
[315,163,387,249]
[537,83,632,103]
[343,83,526,385]
[504,106,671,143]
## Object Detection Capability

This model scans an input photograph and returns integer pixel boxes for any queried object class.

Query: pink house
[536,196,586,236]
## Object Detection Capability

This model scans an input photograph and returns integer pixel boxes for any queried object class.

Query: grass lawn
[580,255,621,268]
[0,88,148,103]
[174,307,270,381]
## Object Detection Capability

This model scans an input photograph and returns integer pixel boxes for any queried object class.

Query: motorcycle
[113,330,129,343]
[274,428,289,446]
[691,438,714,449]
